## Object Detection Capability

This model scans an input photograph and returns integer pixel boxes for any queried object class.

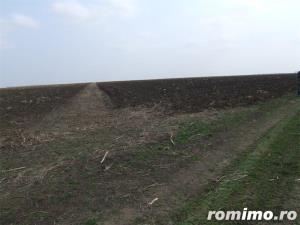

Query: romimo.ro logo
[207,208,297,221]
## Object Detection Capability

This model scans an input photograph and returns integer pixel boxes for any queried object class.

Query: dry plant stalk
[2,167,26,172]
[101,151,109,164]
[170,132,175,146]
[148,197,159,205]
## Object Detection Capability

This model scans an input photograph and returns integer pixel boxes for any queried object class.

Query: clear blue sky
[0,0,299,87]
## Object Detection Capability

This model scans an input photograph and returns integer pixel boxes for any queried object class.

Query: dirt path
[32,83,112,133]
[104,97,300,225]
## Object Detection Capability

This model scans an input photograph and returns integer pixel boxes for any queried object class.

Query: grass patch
[175,109,253,145]
[174,110,300,225]
[173,93,294,145]
[175,121,213,144]
[132,95,297,164]
[84,218,97,225]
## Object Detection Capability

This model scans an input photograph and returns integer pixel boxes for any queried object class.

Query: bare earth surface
[0,81,299,225]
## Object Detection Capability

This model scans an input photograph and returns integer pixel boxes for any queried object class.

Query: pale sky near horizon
[0,0,299,87]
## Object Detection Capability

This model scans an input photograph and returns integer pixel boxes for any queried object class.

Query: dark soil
[97,74,297,112]
[0,84,86,131]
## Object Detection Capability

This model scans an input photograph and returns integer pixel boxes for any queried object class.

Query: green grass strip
[174,110,300,225]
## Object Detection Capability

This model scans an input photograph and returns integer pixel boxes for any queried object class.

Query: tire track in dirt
[104,98,300,225]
